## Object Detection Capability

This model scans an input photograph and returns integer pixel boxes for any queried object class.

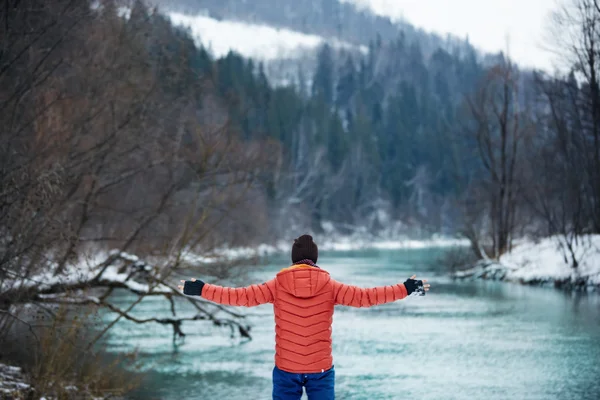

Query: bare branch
[0,309,40,342]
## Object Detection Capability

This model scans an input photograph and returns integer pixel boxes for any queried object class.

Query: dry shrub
[1,304,143,400]
[436,246,480,273]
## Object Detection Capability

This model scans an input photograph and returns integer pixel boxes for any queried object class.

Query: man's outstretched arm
[332,276,427,307]
[178,278,275,307]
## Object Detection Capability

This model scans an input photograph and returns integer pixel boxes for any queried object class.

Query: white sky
[342,0,561,71]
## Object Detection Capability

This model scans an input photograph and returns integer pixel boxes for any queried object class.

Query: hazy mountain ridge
[146,0,504,234]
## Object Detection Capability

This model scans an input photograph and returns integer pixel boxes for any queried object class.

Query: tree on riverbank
[518,0,600,268]
[0,1,269,396]
[459,60,531,259]
[452,0,600,262]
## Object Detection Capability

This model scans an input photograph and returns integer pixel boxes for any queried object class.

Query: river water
[103,248,600,400]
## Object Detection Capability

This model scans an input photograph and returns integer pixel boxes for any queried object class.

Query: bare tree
[526,73,589,268]
[462,59,532,259]
[0,0,277,364]
[549,0,600,232]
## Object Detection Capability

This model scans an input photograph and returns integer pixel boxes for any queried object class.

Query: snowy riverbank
[452,235,600,291]
[0,362,120,399]
[180,234,469,265]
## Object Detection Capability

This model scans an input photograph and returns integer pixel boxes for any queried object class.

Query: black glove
[403,278,425,296]
[183,279,205,296]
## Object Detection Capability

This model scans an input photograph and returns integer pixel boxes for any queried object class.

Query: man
[179,234,429,399]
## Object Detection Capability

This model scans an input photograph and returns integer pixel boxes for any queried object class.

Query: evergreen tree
[336,57,356,109]
[312,44,335,104]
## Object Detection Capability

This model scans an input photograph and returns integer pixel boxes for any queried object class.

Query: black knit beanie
[291,234,318,263]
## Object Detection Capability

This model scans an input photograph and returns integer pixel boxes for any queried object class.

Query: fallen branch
[1,252,253,344]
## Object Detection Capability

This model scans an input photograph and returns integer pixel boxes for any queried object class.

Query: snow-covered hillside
[165,11,368,86]
[168,12,367,61]
[453,235,600,290]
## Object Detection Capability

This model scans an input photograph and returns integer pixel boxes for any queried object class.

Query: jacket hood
[276,265,330,298]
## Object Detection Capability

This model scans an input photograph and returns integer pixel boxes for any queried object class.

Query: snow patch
[117,6,131,20]
[0,363,30,396]
[1,250,171,295]
[167,12,367,61]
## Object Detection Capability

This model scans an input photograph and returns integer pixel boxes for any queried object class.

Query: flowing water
[103,248,600,400]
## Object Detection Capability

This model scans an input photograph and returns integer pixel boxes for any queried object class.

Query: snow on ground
[320,236,469,251]
[180,243,280,265]
[181,234,469,266]
[453,235,600,290]
[167,12,367,61]
[0,363,30,397]
[501,235,600,286]
[315,221,470,251]
[0,362,114,399]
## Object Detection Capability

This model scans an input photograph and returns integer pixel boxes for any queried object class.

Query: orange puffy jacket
[200,263,408,373]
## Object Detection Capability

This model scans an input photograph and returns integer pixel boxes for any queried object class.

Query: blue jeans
[272,365,335,400]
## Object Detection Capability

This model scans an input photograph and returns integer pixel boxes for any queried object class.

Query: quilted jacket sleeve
[331,279,408,307]
[201,279,276,307]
